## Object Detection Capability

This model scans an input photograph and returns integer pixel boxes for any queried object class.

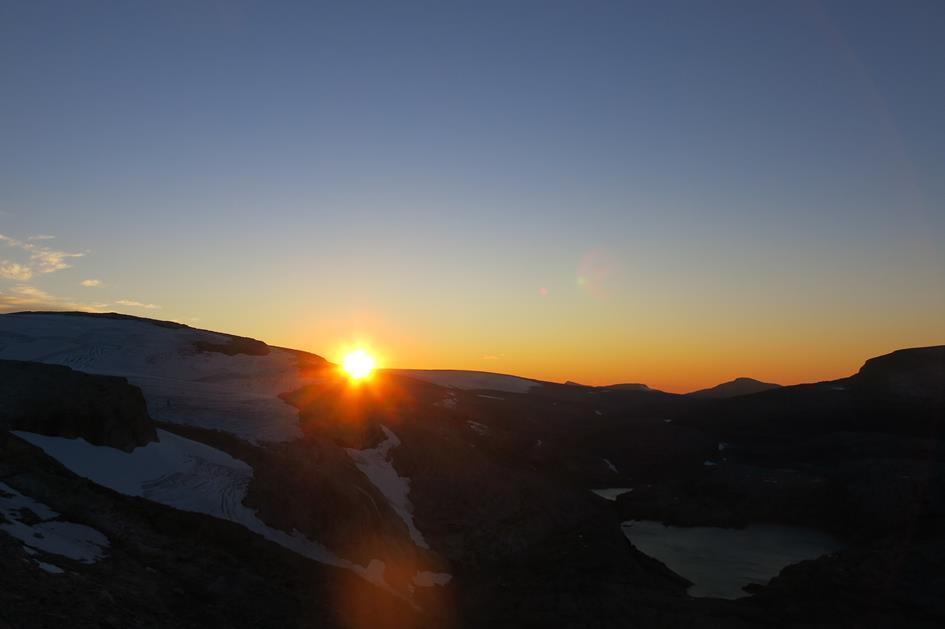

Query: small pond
[590,488,634,501]
[621,520,843,599]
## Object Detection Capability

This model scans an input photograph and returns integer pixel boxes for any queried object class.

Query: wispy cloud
[0,262,33,281]
[0,233,84,276]
[115,299,161,310]
[0,284,107,314]
[8,285,55,302]
[0,233,160,317]
[0,233,108,314]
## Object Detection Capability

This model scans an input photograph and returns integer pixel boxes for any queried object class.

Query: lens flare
[342,349,375,380]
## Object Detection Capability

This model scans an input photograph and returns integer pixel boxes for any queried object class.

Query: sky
[1,1,943,392]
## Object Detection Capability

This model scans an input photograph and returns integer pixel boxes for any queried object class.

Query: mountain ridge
[1,310,943,627]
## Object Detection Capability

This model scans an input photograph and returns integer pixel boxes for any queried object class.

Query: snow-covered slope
[12,429,405,587]
[387,368,542,393]
[0,313,321,442]
[0,313,453,595]
[347,426,429,550]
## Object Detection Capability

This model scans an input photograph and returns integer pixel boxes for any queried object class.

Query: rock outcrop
[193,336,270,356]
[0,360,156,451]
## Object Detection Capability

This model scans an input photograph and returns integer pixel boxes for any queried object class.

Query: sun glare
[342,349,375,380]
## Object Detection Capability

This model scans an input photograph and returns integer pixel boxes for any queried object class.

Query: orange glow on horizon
[200,305,945,396]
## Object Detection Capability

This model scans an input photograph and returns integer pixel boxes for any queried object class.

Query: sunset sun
[342,349,375,380]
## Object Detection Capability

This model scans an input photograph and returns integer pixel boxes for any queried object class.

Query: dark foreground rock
[752,533,945,628]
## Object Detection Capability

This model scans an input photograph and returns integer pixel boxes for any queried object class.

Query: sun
[342,349,375,380]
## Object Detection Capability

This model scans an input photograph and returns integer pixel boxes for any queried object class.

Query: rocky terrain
[0,311,942,628]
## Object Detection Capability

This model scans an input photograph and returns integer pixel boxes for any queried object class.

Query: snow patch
[603,458,619,473]
[466,421,489,436]
[0,482,109,563]
[35,561,65,574]
[413,571,452,587]
[434,394,457,409]
[347,426,430,550]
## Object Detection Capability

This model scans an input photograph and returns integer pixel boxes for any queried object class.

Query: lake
[622,520,843,599]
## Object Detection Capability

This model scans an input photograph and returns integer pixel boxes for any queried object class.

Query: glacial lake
[621,520,843,599]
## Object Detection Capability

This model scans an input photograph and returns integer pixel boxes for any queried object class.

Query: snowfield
[387,369,541,393]
[0,313,318,442]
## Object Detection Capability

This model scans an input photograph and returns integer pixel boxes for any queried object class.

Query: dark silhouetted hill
[687,377,781,399]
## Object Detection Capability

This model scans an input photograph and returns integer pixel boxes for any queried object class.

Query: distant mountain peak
[604,383,654,392]
[687,377,781,399]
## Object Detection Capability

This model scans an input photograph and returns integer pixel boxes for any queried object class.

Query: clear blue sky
[1,1,943,390]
